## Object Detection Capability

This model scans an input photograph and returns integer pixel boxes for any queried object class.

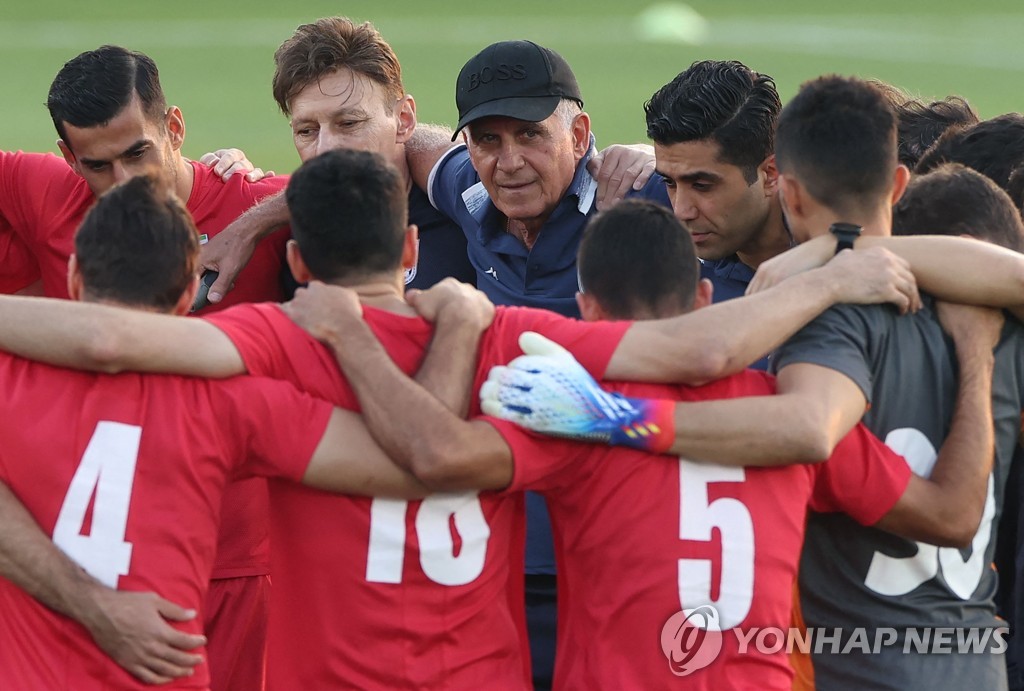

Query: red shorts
[204,575,270,691]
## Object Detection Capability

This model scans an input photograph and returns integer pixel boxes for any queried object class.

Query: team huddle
[3,13,1024,691]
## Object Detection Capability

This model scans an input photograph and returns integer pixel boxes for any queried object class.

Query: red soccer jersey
[488,370,913,691]
[0,150,291,577]
[205,302,631,689]
[0,151,289,309]
[0,353,332,691]
[0,222,40,293]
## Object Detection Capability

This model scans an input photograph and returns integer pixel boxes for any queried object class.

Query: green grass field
[3,0,1024,173]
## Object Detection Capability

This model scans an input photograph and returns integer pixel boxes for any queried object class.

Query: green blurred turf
[3,1,1023,173]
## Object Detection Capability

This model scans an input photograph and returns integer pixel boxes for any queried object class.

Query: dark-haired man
[893,163,1024,690]
[645,60,791,310]
[698,75,1023,689]
[1,45,286,306]
[915,113,1024,211]
[0,44,298,691]
[0,174,433,690]
[0,146,928,688]
[281,198,999,690]
[895,96,979,170]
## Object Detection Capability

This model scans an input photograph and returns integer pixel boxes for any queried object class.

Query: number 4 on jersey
[52,421,142,588]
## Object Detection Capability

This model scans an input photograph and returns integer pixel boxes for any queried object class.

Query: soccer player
[0,174,432,690]
[0,44,301,689]
[521,77,1024,689]
[0,148,926,688]
[1,45,286,306]
[281,198,1000,689]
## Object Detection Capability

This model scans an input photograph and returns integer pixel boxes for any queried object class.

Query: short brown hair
[75,175,199,310]
[893,163,1024,253]
[272,17,404,116]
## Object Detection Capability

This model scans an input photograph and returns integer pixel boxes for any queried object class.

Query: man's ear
[576,290,605,321]
[286,239,314,283]
[395,95,417,146]
[172,275,200,316]
[401,224,420,270]
[760,154,779,195]
[165,106,186,151]
[778,174,805,220]
[57,139,81,176]
[692,278,714,310]
[890,164,911,206]
[67,254,83,301]
[570,111,592,161]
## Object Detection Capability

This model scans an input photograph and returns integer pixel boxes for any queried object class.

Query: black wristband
[829,222,862,254]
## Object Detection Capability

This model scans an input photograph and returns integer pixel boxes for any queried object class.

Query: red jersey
[205,303,630,689]
[0,222,40,293]
[0,353,332,691]
[0,151,289,309]
[0,150,290,578]
[488,370,912,691]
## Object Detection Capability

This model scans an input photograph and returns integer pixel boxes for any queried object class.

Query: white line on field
[0,14,1023,70]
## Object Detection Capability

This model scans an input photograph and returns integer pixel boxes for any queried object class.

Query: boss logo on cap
[468,63,528,91]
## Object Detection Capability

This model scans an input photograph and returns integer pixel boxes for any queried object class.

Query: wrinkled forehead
[289,68,394,120]
[466,111,565,137]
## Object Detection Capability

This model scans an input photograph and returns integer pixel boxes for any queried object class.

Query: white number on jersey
[864,427,995,598]
[366,492,491,586]
[678,460,755,629]
[52,421,142,589]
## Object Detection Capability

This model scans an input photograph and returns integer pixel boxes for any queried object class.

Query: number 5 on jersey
[679,460,755,629]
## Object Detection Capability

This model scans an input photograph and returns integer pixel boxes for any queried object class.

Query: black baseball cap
[452,40,583,140]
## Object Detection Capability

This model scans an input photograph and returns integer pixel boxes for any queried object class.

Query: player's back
[204,301,630,689]
[775,300,1024,689]
[0,352,326,691]
[207,303,528,689]
[487,369,911,690]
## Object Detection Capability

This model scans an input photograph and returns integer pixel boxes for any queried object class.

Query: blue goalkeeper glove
[480,332,676,453]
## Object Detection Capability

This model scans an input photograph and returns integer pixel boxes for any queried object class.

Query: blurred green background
[3,1,1023,173]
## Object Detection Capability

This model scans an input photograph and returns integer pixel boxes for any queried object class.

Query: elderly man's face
[465,110,590,227]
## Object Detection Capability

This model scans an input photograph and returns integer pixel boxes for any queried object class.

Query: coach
[409,39,670,689]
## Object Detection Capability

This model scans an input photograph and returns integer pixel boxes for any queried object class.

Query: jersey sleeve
[809,422,912,525]
[426,145,475,219]
[0,152,64,242]
[203,303,299,378]
[487,307,631,378]
[219,375,334,481]
[772,305,877,404]
[483,416,592,493]
[0,223,40,294]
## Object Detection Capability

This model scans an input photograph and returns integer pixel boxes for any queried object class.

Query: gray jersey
[774,299,1024,690]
